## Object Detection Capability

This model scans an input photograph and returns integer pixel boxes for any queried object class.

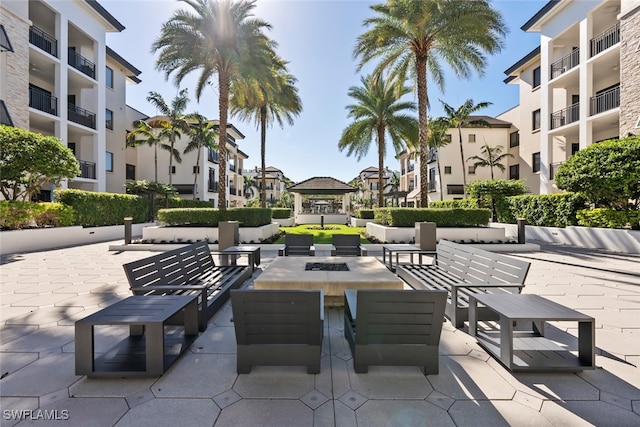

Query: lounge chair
[278,234,315,256]
[331,234,366,256]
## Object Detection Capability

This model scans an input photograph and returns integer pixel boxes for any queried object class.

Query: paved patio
[1,241,639,426]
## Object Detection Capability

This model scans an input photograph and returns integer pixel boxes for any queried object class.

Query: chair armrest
[309,245,315,256]
[319,290,325,321]
[330,245,336,256]
[278,246,286,256]
[454,283,525,289]
[344,290,357,321]
[132,284,209,291]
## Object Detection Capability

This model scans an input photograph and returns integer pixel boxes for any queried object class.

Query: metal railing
[229,187,237,196]
[590,23,620,57]
[1,100,13,126]
[29,26,57,57]
[68,104,96,129]
[68,48,95,79]
[78,160,96,179]
[208,181,218,192]
[29,87,58,116]
[590,85,620,116]
[447,184,464,195]
[208,149,219,163]
[550,103,580,129]
[550,162,564,180]
[550,49,579,80]
[428,182,436,192]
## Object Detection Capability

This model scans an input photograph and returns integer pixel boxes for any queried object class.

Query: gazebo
[287,177,357,224]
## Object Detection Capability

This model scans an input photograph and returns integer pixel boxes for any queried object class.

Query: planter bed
[366,222,507,244]
[141,223,280,244]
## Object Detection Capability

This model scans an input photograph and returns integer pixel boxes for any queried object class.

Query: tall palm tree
[467,143,514,180]
[384,171,401,206]
[126,120,166,182]
[146,89,192,186]
[338,73,418,208]
[426,116,451,200]
[242,174,257,199]
[153,0,272,208]
[230,50,302,208]
[441,99,491,197]
[184,115,218,199]
[354,0,506,207]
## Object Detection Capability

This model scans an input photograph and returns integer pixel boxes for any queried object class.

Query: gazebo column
[342,194,348,214]
[294,192,302,221]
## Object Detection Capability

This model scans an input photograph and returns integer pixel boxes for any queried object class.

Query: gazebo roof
[287,177,356,195]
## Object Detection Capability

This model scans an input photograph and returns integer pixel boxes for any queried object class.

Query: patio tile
[233,366,316,398]
[20,397,128,427]
[449,400,554,427]
[212,389,241,409]
[338,389,368,410]
[355,399,455,426]
[579,359,640,398]
[4,305,84,326]
[124,389,156,409]
[0,325,38,344]
[0,397,39,427]
[0,351,38,376]
[348,365,432,399]
[0,327,74,354]
[0,353,77,397]
[190,325,237,354]
[69,377,157,398]
[510,372,600,401]
[425,390,456,411]
[114,398,219,427]
[301,389,330,409]
[215,399,313,427]
[541,400,640,426]
[314,354,336,399]
[10,293,78,307]
[328,355,353,399]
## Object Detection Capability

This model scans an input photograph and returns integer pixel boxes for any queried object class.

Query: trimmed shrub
[55,189,147,226]
[373,208,490,227]
[355,209,375,219]
[33,203,75,227]
[0,201,74,229]
[500,193,588,227]
[429,199,479,209]
[158,207,272,227]
[271,208,292,219]
[577,209,640,230]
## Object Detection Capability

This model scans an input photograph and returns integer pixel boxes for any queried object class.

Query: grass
[275,224,369,244]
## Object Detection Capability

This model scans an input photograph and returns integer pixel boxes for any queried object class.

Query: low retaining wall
[1,222,156,255]
[350,218,374,227]
[273,218,295,227]
[141,223,280,244]
[366,223,507,244]
[295,213,348,225]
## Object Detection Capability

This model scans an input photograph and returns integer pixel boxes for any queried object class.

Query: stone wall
[620,6,640,136]
[1,6,30,129]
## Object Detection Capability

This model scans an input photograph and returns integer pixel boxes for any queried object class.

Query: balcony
[590,23,620,57]
[1,100,13,126]
[68,48,95,79]
[229,163,236,172]
[550,49,579,80]
[68,104,96,129]
[427,148,437,163]
[77,159,96,179]
[550,162,564,181]
[29,87,58,116]
[428,181,436,192]
[550,103,579,130]
[590,85,620,116]
[208,149,219,163]
[29,26,57,57]
[208,181,219,192]
[229,187,237,196]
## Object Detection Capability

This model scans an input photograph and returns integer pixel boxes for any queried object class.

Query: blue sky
[102,0,544,183]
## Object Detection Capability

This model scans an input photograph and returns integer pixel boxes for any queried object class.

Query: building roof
[287,177,356,195]
[106,46,142,82]
[503,45,541,77]
[464,115,512,128]
[521,0,562,32]
[85,0,125,32]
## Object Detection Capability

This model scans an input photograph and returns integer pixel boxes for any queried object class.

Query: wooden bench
[230,289,324,374]
[122,241,252,331]
[278,234,315,256]
[344,289,447,374]
[330,234,367,256]
[396,240,530,328]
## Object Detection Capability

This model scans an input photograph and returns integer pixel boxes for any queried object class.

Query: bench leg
[146,322,164,376]
[75,323,94,375]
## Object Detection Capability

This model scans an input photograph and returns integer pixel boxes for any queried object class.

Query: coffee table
[382,244,437,271]
[220,245,261,271]
[469,293,595,372]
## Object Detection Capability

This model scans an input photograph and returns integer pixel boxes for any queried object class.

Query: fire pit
[305,262,349,271]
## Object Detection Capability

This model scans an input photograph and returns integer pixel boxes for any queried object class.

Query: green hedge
[271,208,292,219]
[157,208,272,227]
[0,201,75,230]
[373,208,490,227]
[429,199,479,209]
[355,209,375,219]
[55,189,147,226]
[577,208,640,230]
[499,193,588,227]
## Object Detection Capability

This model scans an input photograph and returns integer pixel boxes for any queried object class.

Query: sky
[100,0,545,184]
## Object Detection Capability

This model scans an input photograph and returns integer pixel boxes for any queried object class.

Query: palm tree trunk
[218,72,229,209]
[154,144,158,182]
[416,57,429,208]
[169,138,174,186]
[436,153,444,201]
[260,105,267,208]
[193,148,201,200]
[458,126,467,198]
[377,125,385,208]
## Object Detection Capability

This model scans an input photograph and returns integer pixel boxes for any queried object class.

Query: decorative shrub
[271,208,292,219]
[0,201,74,230]
[577,208,640,230]
[33,203,75,227]
[55,189,147,226]
[158,207,272,227]
[499,193,588,227]
[373,208,490,227]
[429,199,479,209]
[355,209,375,219]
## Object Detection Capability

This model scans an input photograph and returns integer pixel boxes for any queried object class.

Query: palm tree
[354,0,506,207]
[184,115,218,200]
[230,50,302,208]
[441,99,491,197]
[242,174,257,199]
[384,171,401,206]
[126,120,166,182]
[338,73,418,208]
[426,117,451,200]
[146,89,192,186]
[467,143,514,179]
[153,0,272,208]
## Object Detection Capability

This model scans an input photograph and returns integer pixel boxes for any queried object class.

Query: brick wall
[620,8,640,136]
[1,8,30,130]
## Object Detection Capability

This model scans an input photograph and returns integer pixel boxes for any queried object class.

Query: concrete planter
[273,218,295,227]
[0,222,156,255]
[295,213,349,225]
[141,223,280,244]
[366,222,507,244]
[350,218,374,227]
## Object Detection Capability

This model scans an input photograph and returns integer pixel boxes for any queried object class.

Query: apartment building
[351,166,399,207]
[243,166,289,205]
[0,0,141,199]
[500,0,640,195]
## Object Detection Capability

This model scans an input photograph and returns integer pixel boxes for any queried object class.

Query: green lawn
[275,224,369,244]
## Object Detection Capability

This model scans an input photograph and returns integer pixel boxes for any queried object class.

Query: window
[532,152,541,173]
[193,166,200,174]
[171,166,176,174]
[532,66,541,88]
[468,165,476,175]
[444,166,452,174]
[105,66,113,88]
[509,164,519,180]
[106,151,113,172]
[208,167,217,191]
[509,131,520,148]
[126,164,135,180]
[468,134,476,143]
[532,109,541,131]
[571,143,580,155]
[105,109,113,130]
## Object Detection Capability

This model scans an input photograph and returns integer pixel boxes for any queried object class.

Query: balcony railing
[229,163,236,172]
[550,162,564,180]
[208,149,219,163]
[208,181,219,192]
[427,148,437,163]
[229,187,237,196]
[590,85,620,116]
[1,100,13,126]
[550,49,579,80]
[447,184,464,195]
[29,87,58,116]
[68,48,95,79]
[428,182,436,192]
[29,26,57,57]
[68,104,96,129]
[550,103,580,129]
[78,159,96,179]
[591,23,620,57]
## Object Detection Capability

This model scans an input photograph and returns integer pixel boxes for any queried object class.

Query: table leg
[500,316,514,370]
[383,248,387,268]
[578,320,595,368]
[75,322,94,375]
[146,322,164,375]
[184,299,199,336]
[469,297,478,337]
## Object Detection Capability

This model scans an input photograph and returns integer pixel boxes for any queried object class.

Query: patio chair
[331,234,366,256]
[344,289,447,374]
[278,234,315,256]
[230,289,324,374]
